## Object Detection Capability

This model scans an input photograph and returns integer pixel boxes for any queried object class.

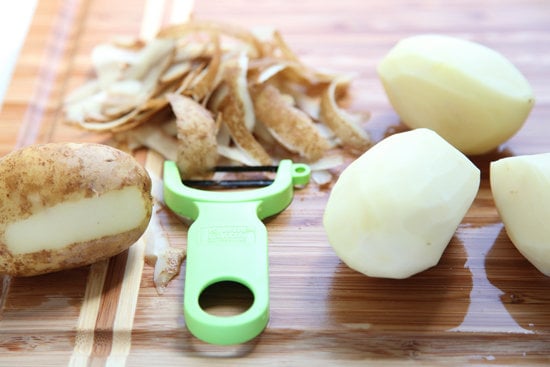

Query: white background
[0,0,38,110]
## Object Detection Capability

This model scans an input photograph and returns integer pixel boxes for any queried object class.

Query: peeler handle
[183,201,269,345]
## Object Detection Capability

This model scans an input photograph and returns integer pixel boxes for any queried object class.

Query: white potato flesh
[323,128,480,279]
[491,154,550,276]
[378,35,535,155]
[4,186,146,255]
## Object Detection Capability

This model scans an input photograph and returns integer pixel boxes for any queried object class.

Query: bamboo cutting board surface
[2,0,550,365]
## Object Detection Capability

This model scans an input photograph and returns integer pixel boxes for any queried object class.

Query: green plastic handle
[163,159,310,345]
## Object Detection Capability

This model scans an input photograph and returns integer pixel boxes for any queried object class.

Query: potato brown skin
[0,142,153,276]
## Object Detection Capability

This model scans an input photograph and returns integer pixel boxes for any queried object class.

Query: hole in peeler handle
[199,281,254,317]
[293,165,308,174]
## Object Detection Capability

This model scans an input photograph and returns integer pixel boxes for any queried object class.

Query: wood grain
[1,0,550,365]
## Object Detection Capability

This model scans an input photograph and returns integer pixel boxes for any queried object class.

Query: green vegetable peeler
[163,159,310,345]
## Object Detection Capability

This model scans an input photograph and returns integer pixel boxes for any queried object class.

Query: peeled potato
[0,142,153,276]
[323,128,480,279]
[378,34,535,155]
[491,153,550,276]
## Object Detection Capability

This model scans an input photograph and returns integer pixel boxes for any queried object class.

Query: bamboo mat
[1,0,550,365]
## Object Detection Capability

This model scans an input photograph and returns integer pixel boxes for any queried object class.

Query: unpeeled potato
[0,142,153,276]
[378,34,535,155]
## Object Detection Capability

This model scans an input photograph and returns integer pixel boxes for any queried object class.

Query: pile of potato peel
[64,20,372,178]
[63,20,372,293]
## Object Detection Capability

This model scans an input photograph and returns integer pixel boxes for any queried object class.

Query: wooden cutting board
[2,0,550,365]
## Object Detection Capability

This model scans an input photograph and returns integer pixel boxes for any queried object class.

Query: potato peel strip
[320,76,372,153]
[252,83,330,161]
